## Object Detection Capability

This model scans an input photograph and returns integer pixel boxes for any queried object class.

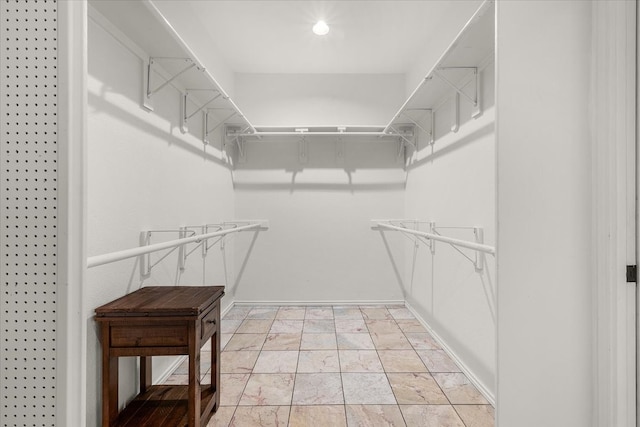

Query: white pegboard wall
[1,1,58,426]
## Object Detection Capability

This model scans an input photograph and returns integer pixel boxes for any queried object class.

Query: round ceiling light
[312,20,330,36]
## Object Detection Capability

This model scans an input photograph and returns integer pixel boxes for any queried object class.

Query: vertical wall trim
[57,1,88,426]
[591,2,637,426]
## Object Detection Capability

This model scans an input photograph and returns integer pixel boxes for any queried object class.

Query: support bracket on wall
[451,92,460,133]
[181,89,222,134]
[297,129,309,164]
[434,67,481,118]
[402,109,434,145]
[203,109,236,144]
[143,57,198,112]
[139,228,196,277]
[336,129,345,162]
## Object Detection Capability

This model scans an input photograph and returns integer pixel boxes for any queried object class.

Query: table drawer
[201,306,218,340]
[110,323,188,348]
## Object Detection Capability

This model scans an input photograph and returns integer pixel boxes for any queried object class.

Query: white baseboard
[232,299,405,306]
[404,300,496,406]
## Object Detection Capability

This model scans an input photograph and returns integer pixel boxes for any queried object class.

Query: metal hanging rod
[87,220,269,268]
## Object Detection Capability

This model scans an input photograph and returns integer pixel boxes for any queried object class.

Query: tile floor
[164,305,495,427]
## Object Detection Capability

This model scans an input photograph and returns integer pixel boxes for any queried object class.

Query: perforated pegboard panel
[1,1,58,426]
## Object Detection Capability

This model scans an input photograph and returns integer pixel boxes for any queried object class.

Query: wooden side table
[95,286,225,427]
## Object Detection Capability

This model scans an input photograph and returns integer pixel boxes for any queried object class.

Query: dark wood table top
[95,286,225,318]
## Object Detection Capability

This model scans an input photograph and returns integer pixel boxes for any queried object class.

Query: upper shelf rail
[87,220,268,268]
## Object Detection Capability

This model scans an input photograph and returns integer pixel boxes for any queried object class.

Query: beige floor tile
[297,350,340,373]
[306,307,334,319]
[432,373,489,404]
[345,404,406,427]
[416,349,461,373]
[337,333,375,350]
[236,319,274,334]
[378,350,428,373]
[224,333,266,351]
[220,351,259,374]
[229,406,289,427]
[300,333,337,350]
[333,307,364,320]
[335,319,367,333]
[404,332,441,350]
[339,350,384,372]
[223,306,252,320]
[239,373,295,406]
[365,320,402,334]
[361,307,393,320]
[206,406,236,426]
[221,319,243,334]
[454,404,495,427]
[289,406,347,427]
[276,307,307,319]
[342,373,396,404]
[400,405,465,427]
[220,374,250,406]
[163,374,188,385]
[303,319,336,333]
[262,333,302,351]
[269,320,304,334]
[387,308,415,320]
[247,307,279,319]
[292,373,344,405]
[253,350,299,373]
[370,332,413,350]
[395,320,426,333]
[221,334,233,350]
[387,373,449,404]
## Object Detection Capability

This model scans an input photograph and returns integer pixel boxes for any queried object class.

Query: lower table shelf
[112,385,217,427]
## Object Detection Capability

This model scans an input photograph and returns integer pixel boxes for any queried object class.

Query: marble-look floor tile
[269,320,304,334]
[404,332,441,350]
[253,350,299,373]
[221,334,233,350]
[276,307,306,320]
[220,351,259,374]
[206,406,236,427]
[416,350,461,373]
[335,319,367,333]
[432,373,489,404]
[239,373,295,406]
[395,320,427,333]
[292,373,344,405]
[400,405,465,427]
[378,350,427,373]
[387,308,415,320]
[163,374,188,385]
[342,373,396,404]
[229,406,289,427]
[297,350,340,373]
[337,333,375,350]
[361,307,393,320]
[224,333,266,351]
[454,404,495,427]
[247,307,279,319]
[306,307,334,319]
[220,373,250,406]
[303,319,336,333]
[236,319,274,334]
[338,350,384,372]
[289,406,347,427]
[224,306,252,320]
[345,404,406,427]
[221,319,243,334]
[333,307,364,320]
[365,320,402,334]
[300,333,337,350]
[262,333,301,351]
[387,373,449,404]
[370,332,413,350]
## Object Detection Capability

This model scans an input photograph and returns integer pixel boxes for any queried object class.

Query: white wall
[232,138,406,303]
[234,73,405,126]
[403,60,496,401]
[85,18,238,425]
[496,2,592,426]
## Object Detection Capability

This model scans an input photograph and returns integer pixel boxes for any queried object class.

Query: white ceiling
[178,1,482,75]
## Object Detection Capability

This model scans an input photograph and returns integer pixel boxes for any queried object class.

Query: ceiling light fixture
[312,20,330,36]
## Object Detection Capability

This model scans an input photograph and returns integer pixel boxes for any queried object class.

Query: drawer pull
[206,319,216,325]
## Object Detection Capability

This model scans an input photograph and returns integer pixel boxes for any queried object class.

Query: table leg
[140,356,152,394]
[212,308,220,411]
[188,321,201,427]
[101,323,118,427]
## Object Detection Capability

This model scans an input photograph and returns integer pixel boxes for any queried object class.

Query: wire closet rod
[375,222,495,255]
[87,221,267,268]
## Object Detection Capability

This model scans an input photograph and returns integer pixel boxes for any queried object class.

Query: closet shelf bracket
[401,109,434,145]
[203,110,236,144]
[144,57,199,111]
[181,89,222,134]
[434,67,481,118]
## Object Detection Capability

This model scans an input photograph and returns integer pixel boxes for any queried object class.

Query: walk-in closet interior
[2,0,614,426]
